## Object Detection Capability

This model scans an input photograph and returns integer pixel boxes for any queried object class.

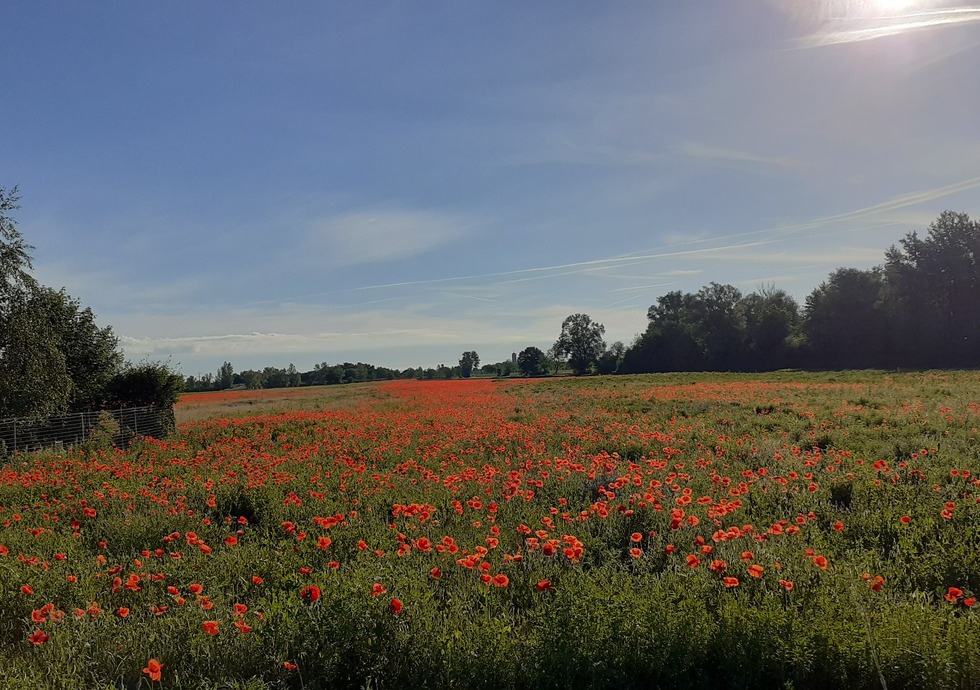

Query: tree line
[0,187,183,423]
[182,353,552,391]
[4,183,979,409]
[186,210,980,387]
[620,211,980,373]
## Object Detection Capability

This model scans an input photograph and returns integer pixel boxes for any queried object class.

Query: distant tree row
[186,210,980,386]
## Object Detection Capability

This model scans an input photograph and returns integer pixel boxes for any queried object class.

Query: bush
[104,361,183,434]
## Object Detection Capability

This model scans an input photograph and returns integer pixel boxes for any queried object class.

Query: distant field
[175,383,389,424]
[2,372,979,689]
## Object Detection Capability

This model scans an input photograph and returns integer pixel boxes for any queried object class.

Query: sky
[3,0,980,376]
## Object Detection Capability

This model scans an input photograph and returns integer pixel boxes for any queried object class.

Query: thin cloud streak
[797,6,980,48]
[349,240,779,293]
[334,171,978,302]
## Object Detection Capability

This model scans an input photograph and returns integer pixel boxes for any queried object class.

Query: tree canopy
[622,211,980,373]
[553,313,606,375]
[0,187,180,422]
[458,351,480,378]
[517,346,547,377]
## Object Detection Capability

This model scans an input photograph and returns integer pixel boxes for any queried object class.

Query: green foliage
[0,290,73,418]
[624,211,980,373]
[0,187,124,419]
[517,346,547,377]
[0,186,36,300]
[0,285,119,416]
[217,361,235,390]
[79,411,121,452]
[458,351,480,378]
[553,313,606,375]
[804,267,886,369]
[2,372,980,687]
[105,361,183,433]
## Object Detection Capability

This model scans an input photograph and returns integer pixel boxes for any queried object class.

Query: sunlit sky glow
[3,0,979,374]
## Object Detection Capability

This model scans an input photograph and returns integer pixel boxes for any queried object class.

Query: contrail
[349,173,980,293]
[797,6,980,48]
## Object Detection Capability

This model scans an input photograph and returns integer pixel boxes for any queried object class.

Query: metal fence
[0,406,170,455]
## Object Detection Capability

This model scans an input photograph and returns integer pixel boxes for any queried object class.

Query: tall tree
[596,341,625,375]
[737,285,800,370]
[458,351,480,378]
[217,361,235,390]
[0,289,72,418]
[517,346,547,377]
[884,211,980,367]
[0,186,36,300]
[803,267,885,369]
[688,283,745,370]
[623,290,702,373]
[553,313,606,375]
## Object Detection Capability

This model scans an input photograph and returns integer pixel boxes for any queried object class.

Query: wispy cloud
[307,210,473,268]
[677,141,798,169]
[797,5,980,48]
[330,174,978,299]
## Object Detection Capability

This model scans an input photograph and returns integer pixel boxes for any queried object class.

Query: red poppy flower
[946,586,964,602]
[747,564,764,578]
[723,577,740,588]
[390,598,404,615]
[28,629,49,645]
[630,532,643,543]
[371,583,387,597]
[812,556,828,570]
[537,580,553,591]
[430,567,442,579]
[300,585,320,603]
[283,661,297,671]
[143,659,163,681]
[202,620,220,636]
[492,574,509,588]
[251,575,263,585]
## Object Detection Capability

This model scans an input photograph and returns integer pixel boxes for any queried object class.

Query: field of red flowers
[2,372,979,689]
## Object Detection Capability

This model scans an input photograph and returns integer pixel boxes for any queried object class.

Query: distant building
[512,352,517,364]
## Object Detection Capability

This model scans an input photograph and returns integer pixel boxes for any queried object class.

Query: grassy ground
[2,371,978,688]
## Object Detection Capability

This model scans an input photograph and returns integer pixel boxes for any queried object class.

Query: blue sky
[4,1,980,375]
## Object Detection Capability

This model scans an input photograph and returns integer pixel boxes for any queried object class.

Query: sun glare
[872,0,919,13]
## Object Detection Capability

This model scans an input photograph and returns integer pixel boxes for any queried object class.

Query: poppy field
[2,372,980,689]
